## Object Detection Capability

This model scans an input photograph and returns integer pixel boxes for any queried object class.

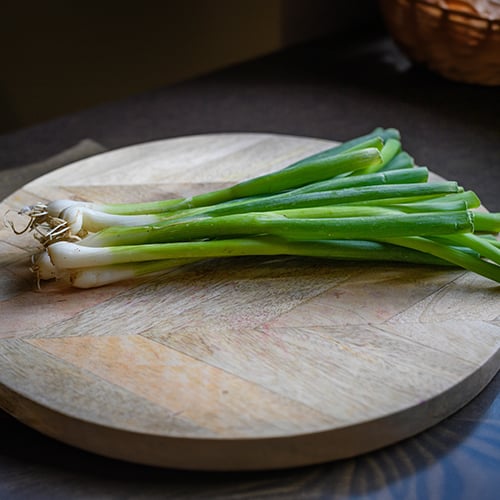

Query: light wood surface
[0,133,499,471]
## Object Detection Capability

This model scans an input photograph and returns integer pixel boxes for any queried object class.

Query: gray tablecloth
[0,139,106,201]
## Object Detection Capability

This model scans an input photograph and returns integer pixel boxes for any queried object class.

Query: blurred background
[0,0,380,134]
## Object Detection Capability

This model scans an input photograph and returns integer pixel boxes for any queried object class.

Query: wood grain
[0,133,499,470]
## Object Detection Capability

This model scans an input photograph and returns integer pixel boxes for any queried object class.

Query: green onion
[79,210,473,247]
[47,237,452,287]
[351,137,401,176]
[10,127,499,288]
[201,181,461,217]
[98,146,383,216]
[473,212,500,233]
[382,236,500,283]
[379,151,415,171]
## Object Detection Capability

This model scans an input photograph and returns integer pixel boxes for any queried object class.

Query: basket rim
[396,0,500,22]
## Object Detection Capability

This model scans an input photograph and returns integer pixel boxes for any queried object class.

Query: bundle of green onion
[15,128,500,288]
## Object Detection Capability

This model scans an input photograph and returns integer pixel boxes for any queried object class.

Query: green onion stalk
[9,127,500,288]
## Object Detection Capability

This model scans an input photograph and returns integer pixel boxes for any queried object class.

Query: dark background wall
[0,0,380,134]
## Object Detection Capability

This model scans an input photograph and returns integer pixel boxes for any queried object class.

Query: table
[1,33,499,499]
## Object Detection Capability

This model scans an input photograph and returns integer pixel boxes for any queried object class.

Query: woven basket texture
[379,0,500,85]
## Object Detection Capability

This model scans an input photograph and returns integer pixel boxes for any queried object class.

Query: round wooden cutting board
[0,133,499,471]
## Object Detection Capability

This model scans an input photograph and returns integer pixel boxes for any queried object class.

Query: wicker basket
[379,0,500,85]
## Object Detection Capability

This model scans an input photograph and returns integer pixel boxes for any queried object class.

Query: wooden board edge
[0,349,498,471]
